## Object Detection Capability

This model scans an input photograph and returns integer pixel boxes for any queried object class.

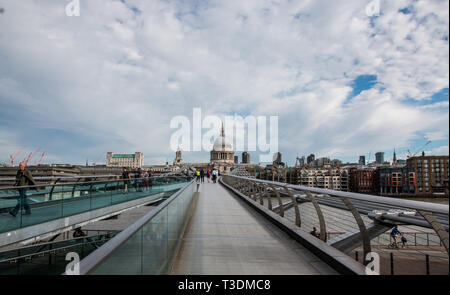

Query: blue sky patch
[347,74,378,99]
[399,7,413,14]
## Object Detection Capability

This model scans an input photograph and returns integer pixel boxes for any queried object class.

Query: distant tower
[375,152,384,164]
[242,152,250,164]
[307,154,315,165]
[295,156,301,167]
[359,155,366,165]
[273,152,282,165]
[174,146,183,166]
[393,149,397,164]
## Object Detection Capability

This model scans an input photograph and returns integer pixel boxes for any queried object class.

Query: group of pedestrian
[195,169,219,183]
[8,163,156,218]
[122,167,152,193]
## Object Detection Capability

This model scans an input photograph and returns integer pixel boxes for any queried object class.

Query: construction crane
[92,152,105,166]
[23,152,33,166]
[23,147,41,166]
[34,151,46,165]
[407,140,431,158]
[9,147,25,167]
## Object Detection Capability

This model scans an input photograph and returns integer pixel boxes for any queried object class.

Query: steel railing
[221,175,449,264]
[78,179,198,275]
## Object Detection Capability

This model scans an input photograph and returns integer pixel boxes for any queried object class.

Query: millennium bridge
[0,165,448,275]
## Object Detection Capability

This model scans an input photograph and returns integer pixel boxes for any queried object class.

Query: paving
[171,182,338,275]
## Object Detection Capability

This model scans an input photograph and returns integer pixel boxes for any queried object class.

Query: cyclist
[390,226,402,248]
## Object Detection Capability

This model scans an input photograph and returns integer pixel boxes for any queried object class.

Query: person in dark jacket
[133,168,141,191]
[10,162,39,217]
[122,167,130,193]
[73,227,87,238]
[200,169,205,183]
[310,227,320,238]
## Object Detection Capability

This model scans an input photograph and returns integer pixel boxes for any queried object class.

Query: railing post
[283,187,301,227]
[267,186,273,211]
[340,197,371,264]
[269,185,284,217]
[304,191,327,242]
[390,252,394,275]
[418,210,449,255]
[259,184,265,206]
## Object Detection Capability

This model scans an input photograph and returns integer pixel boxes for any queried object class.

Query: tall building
[273,152,282,163]
[392,149,397,165]
[106,152,144,168]
[173,146,183,166]
[295,156,305,167]
[375,152,384,164]
[288,167,349,191]
[210,123,235,172]
[349,168,376,194]
[242,152,250,164]
[376,167,415,195]
[307,154,315,165]
[359,156,366,165]
[316,157,330,167]
[407,155,449,196]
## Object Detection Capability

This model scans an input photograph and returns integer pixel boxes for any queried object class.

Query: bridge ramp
[171,182,338,275]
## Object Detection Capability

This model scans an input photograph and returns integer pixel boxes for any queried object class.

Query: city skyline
[0,0,448,167]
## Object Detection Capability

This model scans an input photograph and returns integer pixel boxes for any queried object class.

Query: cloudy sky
[0,0,448,166]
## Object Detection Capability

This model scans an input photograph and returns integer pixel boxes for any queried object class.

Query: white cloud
[0,0,448,165]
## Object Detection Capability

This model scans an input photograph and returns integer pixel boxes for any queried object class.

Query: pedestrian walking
[200,169,205,183]
[9,162,39,217]
[143,170,149,191]
[207,170,211,183]
[212,169,218,183]
[134,168,141,191]
[196,170,201,182]
[148,168,153,189]
[122,167,130,193]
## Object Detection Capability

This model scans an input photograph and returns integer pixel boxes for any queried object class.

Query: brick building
[407,154,449,196]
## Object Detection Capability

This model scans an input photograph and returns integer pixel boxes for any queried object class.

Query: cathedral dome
[213,136,233,152]
[212,123,234,152]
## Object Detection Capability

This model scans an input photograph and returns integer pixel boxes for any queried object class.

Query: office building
[359,156,365,165]
[242,152,250,164]
[407,154,449,196]
[106,152,144,168]
[375,152,384,164]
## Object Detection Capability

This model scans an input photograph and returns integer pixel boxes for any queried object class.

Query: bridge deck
[171,182,338,275]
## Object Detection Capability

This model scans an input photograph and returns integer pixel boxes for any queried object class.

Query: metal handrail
[0,176,191,191]
[0,231,120,254]
[0,175,117,181]
[79,179,195,274]
[225,175,449,215]
[0,236,117,263]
